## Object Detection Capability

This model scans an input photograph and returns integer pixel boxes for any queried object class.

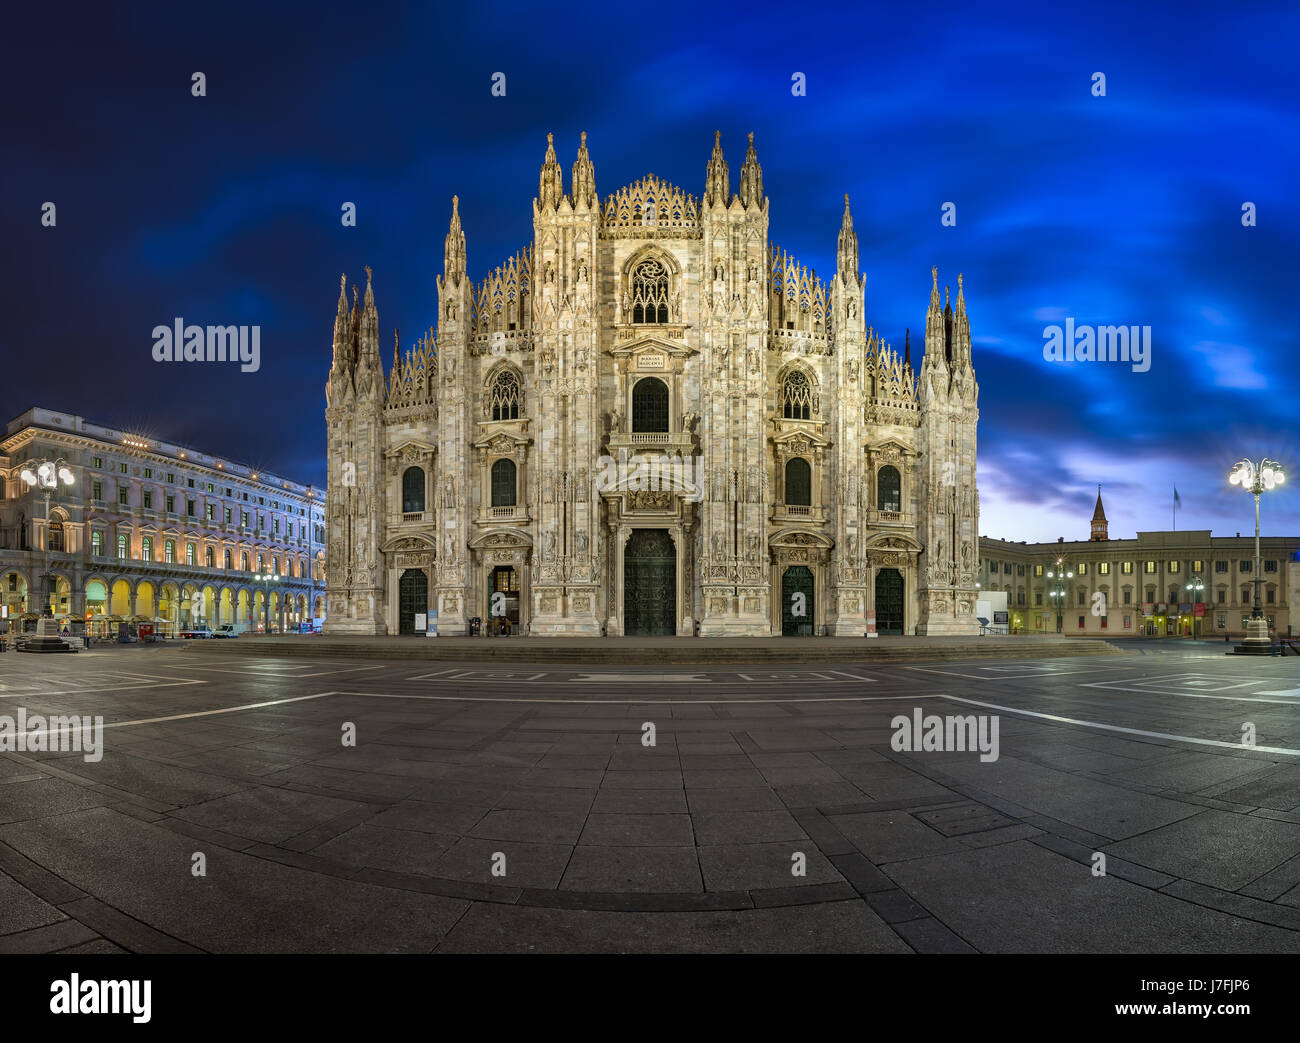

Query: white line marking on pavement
[571,674,709,683]
[937,693,1300,757]
[0,679,206,699]
[905,665,1116,681]
[331,690,927,706]
[182,663,386,679]
[102,692,339,729]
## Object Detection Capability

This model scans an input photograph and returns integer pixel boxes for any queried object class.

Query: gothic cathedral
[324,132,981,637]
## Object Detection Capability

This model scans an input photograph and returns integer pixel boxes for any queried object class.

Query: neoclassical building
[980,489,1300,638]
[0,408,326,635]
[324,132,981,637]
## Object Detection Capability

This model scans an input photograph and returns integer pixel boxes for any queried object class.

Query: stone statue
[576,530,588,557]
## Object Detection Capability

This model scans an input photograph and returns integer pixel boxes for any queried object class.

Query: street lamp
[254,571,280,635]
[1046,558,1074,635]
[1228,458,1285,654]
[1185,576,1204,640]
[18,458,75,619]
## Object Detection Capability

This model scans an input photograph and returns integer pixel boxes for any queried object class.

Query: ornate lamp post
[17,458,76,653]
[18,458,75,619]
[254,571,279,635]
[1046,558,1073,635]
[1185,576,1204,639]
[1228,458,1285,654]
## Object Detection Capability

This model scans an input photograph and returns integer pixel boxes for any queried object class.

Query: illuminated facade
[980,490,1300,638]
[0,408,326,634]
[325,132,982,637]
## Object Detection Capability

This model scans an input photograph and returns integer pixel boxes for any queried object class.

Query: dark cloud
[3,0,1297,541]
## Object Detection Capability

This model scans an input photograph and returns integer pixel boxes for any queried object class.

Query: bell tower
[1090,485,1109,541]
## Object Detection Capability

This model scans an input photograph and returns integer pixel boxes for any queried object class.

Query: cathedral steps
[185,635,1119,665]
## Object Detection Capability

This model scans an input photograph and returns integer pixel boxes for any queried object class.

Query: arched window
[117,533,128,559]
[241,552,249,572]
[630,259,669,323]
[141,536,153,562]
[206,546,215,568]
[878,466,901,512]
[489,370,522,421]
[780,370,813,420]
[48,517,65,552]
[491,459,517,507]
[402,467,426,513]
[785,458,811,507]
[186,542,196,566]
[257,554,264,573]
[224,549,232,570]
[632,377,669,433]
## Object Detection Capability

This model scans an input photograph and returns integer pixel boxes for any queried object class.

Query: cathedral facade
[324,132,981,637]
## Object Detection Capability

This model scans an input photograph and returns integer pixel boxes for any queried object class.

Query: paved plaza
[1,639,1299,952]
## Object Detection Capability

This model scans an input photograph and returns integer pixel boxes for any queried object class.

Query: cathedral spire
[704,130,730,207]
[331,273,352,373]
[923,267,945,364]
[837,193,859,277]
[443,195,466,286]
[738,131,764,208]
[538,132,563,211]
[904,328,911,368]
[943,283,953,363]
[951,272,972,365]
[571,131,597,210]
[358,266,380,363]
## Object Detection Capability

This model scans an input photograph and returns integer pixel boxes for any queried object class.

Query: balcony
[771,502,826,525]
[401,512,427,524]
[869,508,906,525]
[607,430,696,453]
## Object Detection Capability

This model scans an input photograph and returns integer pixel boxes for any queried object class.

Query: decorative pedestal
[18,617,75,653]
[1232,616,1273,655]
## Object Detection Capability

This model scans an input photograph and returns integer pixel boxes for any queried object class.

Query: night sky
[6,0,1297,542]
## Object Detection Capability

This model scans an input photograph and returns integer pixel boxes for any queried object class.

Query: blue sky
[5,0,1297,541]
